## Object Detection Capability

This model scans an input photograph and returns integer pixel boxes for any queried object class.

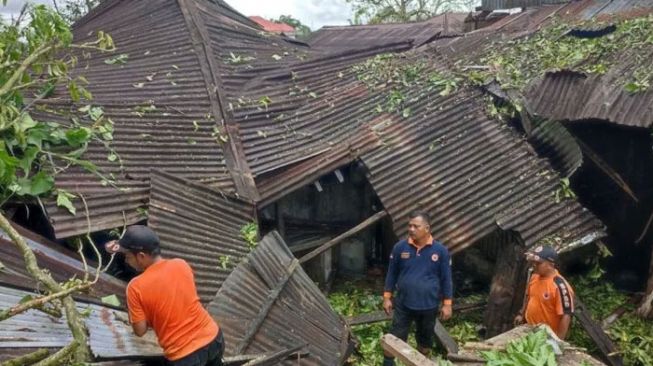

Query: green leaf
[104,54,129,65]
[101,294,121,307]
[107,152,118,162]
[65,127,91,147]
[16,171,54,196]
[18,146,39,174]
[56,190,76,215]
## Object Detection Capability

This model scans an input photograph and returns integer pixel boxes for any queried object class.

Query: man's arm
[126,282,148,337]
[132,320,148,337]
[383,244,400,315]
[553,276,574,339]
[439,245,453,320]
[557,314,571,339]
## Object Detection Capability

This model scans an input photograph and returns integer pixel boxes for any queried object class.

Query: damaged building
[2,0,653,364]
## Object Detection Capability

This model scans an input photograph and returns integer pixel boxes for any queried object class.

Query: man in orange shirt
[106,225,223,365]
[514,245,574,339]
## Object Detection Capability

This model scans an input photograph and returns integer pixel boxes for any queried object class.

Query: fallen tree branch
[0,281,92,321]
[0,213,91,362]
[33,340,78,366]
[0,349,49,366]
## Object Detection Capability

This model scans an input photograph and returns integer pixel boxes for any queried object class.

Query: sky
[1,0,353,30]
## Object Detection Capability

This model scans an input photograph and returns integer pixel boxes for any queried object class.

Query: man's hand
[383,298,393,315]
[513,314,524,326]
[440,304,452,321]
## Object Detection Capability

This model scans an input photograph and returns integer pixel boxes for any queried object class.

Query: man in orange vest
[514,245,575,339]
[106,225,223,365]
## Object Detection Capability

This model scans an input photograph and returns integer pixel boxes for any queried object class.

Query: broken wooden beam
[577,139,638,203]
[574,297,624,366]
[234,259,300,355]
[299,211,388,264]
[381,334,438,366]
[434,319,459,355]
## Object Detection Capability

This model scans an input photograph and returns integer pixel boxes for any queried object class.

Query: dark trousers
[389,302,438,349]
[169,330,224,366]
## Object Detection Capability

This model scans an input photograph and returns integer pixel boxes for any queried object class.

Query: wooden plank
[574,298,624,366]
[434,319,459,355]
[299,211,388,264]
[234,259,300,354]
[381,334,438,366]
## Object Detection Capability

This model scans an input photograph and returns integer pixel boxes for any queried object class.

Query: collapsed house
[3,0,653,364]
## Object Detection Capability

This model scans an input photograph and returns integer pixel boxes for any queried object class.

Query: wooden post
[636,247,653,318]
[299,211,388,264]
[434,319,459,355]
[381,334,438,366]
[483,235,528,337]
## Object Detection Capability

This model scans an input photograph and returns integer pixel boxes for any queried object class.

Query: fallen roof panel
[148,170,256,303]
[208,231,352,365]
[0,285,162,360]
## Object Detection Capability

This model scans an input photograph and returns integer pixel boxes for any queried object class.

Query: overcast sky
[1,0,352,30]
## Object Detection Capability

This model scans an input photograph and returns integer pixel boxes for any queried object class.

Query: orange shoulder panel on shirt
[126,259,219,361]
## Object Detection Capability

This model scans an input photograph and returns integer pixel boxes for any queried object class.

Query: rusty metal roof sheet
[308,13,467,53]
[208,231,351,365]
[0,285,162,360]
[0,223,127,305]
[148,170,256,303]
[355,64,604,253]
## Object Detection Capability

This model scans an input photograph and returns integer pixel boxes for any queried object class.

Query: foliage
[553,178,576,203]
[272,15,312,40]
[346,0,476,25]
[52,0,100,24]
[463,15,653,93]
[240,222,258,250]
[1,4,115,211]
[568,275,653,366]
[481,329,557,366]
[352,53,460,118]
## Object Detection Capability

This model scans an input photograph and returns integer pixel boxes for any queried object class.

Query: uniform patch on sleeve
[554,276,574,314]
[401,252,411,259]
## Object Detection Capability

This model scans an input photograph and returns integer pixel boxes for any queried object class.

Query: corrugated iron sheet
[0,285,162,360]
[528,117,583,177]
[208,231,351,365]
[355,60,604,253]
[148,170,256,303]
[308,13,467,53]
[39,0,239,238]
[525,70,653,128]
[481,0,568,11]
[0,223,127,305]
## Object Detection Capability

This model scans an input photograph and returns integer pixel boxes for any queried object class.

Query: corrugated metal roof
[525,70,653,128]
[481,0,569,11]
[0,285,162,359]
[148,170,256,303]
[308,13,468,53]
[249,16,295,33]
[208,231,351,365]
[353,55,604,253]
[0,223,127,305]
[432,1,653,128]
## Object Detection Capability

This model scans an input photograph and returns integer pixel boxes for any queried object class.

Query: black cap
[118,225,160,253]
[526,245,558,263]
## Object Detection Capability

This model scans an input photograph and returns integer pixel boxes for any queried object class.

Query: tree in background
[51,0,100,23]
[273,14,312,40]
[347,0,478,24]
[1,2,116,364]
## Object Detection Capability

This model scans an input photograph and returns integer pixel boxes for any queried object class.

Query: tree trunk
[483,234,528,338]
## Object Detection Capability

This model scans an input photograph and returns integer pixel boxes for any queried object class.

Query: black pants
[389,302,438,349]
[169,330,224,366]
